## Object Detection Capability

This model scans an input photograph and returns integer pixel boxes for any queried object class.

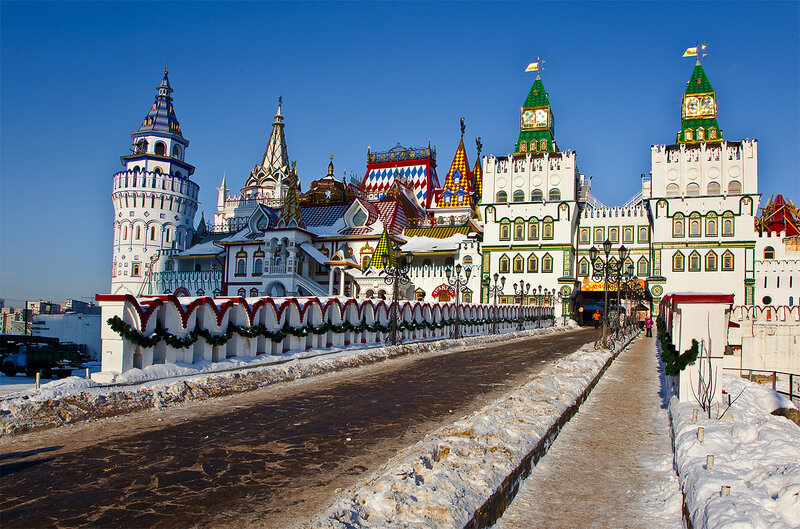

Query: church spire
[277,163,304,229]
[139,66,183,138]
[246,98,290,189]
[437,118,473,208]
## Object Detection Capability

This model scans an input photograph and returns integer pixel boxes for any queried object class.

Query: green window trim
[543,222,554,240]
[673,252,685,272]
[499,255,510,273]
[705,251,718,271]
[542,253,554,273]
[721,251,734,271]
[528,221,539,240]
[688,251,701,272]
[528,254,539,273]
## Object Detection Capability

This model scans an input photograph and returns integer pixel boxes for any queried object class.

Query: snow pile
[671,374,800,529]
[313,337,632,529]
[0,323,575,436]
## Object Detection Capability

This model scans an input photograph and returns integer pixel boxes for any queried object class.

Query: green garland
[107,313,555,350]
[657,319,700,376]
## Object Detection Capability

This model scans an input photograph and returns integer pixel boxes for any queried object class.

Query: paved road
[1,327,596,529]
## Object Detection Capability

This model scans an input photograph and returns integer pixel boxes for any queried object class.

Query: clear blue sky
[1,1,798,307]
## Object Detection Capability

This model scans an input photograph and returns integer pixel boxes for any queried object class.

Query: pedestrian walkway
[491,335,683,529]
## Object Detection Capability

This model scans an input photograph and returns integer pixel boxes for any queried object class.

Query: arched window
[673,214,684,237]
[666,183,680,197]
[637,257,649,276]
[689,215,701,237]
[123,226,128,240]
[237,288,246,297]
[686,183,700,196]
[499,254,510,273]
[764,246,775,260]
[722,213,734,236]
[531,189,544,202]
[697,127,705,141]
[608,227,619,243]
[707,182,721,195]
[499,220,511,240]
[133,165,141,173]
[253,258,263,275]
[673,252,685,271]
[708,127,717,139]
[353,210,367,226]
[542,220,553,239]
[722,250,734,270]
[155,142,166,156]
[579,258,589,276]
[518,141,527,152]
[549,189,561,201]
[580,228,589,244]
[514,219,525,240]
[153,166,163,174]
[528,254,538,273]
[540,139,547,150]
[135,139,147,154]
[172,145,181,159]
[131,263,141,276]
[513,254,524,273]
[706,251,718,271]
[529,220,539,240]
[362,256,370,270]
[463,255,473,264]
[150,226,156,240]
[135,226,142,240]
[728,180,742,194]
[236,259,246,275]
[496,191,507,203]
[462,288,472,304]
[685,129,693,141]
[542,254,553,273]
[689,251,701,271]
[513,190,525,203]
[250,288,259,297]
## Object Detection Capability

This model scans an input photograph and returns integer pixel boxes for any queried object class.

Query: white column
[329,268,336,296]
[339,269,346,296]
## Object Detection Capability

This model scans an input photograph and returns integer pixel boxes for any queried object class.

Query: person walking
[645,315,653,337]
[592,310,601,329]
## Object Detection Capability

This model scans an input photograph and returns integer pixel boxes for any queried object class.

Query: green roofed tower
[515,74,557,155]
[677,60,723,144]
[366,229,396,270]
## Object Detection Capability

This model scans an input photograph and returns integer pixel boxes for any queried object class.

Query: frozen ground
[0,324,570,435]
[671,374,800,529]
[312,332,639,529]
[490,335,682,529]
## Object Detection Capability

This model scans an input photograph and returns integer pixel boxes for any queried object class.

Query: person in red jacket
[645,315,654,337]
[592,310,601,329]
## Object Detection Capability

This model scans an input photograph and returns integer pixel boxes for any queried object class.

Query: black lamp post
[485,273,506,334]
[589,240,628,349]
[513,280,531,331]
[445,263,472,339]
[381,247,414,345]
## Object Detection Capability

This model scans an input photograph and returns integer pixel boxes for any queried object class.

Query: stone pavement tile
[491,336,683,529]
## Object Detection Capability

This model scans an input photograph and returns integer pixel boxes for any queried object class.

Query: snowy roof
[299,242,329,265]
[176,237,226,257]
[401,234,467,253]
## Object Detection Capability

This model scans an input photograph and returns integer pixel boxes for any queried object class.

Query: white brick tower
[110,67,200,295]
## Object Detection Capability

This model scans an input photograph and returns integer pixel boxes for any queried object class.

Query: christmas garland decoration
[107,313,555,350]
[657,319,700,376]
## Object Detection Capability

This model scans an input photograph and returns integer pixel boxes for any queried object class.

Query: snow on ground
[671,374,800,529]
[0,324,573,436]
[311,334,638,529]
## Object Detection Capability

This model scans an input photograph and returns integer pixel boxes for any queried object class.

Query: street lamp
[513,280,531,331]
[445,263,472,339]
[485,273,506,334]
[589,240,628,349]
[381,247,414,345]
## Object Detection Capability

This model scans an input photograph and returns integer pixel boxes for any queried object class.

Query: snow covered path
[491,335,683,529]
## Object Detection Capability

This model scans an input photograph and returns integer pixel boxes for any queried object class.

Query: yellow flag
[683,46,698,57]
[525,62,539,72]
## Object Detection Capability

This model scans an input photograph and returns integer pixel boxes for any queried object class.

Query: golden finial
[164,61,168,76]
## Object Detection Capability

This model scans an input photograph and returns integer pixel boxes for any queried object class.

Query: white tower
[110,67,200,295]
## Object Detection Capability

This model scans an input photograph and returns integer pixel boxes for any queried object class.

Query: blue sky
[1,1,798,307]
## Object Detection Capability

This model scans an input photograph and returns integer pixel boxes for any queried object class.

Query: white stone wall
[727,306,800,373]
[754,232,799,306]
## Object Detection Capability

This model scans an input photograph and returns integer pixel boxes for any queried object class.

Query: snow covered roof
[176,237,226,257]
[401,233,467,253]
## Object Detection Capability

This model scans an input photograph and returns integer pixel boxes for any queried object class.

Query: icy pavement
[312,332,638,529]
[491,335,683,529]
[671,374,800,529]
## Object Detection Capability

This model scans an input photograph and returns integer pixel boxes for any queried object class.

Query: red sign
[431,284,455,297]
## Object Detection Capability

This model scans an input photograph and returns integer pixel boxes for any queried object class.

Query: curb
[465,330,641,528]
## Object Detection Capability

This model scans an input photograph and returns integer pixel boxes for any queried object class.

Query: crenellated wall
[94,295,555,379]
[726,305,800,373]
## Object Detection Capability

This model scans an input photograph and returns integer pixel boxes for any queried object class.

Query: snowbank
[0,324,576,436]
[671,374,800,529]
[312,332,639,528]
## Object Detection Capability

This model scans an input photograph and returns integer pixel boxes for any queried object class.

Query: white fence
[95,294,555,376]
